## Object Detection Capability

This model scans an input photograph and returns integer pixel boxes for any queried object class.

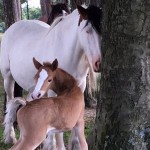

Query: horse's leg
[55,133,66,150]
[74,119,88,150]
[3,72,15,101]
[68,129,80,150]
[3,73,16,144]
[42,132,56,150]
[68,119,87,150]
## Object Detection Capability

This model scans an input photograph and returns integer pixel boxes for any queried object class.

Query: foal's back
[18,67,84,130]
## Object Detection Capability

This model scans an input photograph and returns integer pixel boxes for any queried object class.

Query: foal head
[31,58,58,99]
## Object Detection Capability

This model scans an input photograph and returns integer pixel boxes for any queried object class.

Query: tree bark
[3,0,21,28]
[90,0,101,7]
[40,0,52,17]
[89,0,150,149]
[70,0,89,10]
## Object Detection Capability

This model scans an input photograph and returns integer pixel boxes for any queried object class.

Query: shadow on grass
[0,127,12,150]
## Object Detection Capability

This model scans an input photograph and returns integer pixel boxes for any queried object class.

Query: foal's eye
[48,79,52,83]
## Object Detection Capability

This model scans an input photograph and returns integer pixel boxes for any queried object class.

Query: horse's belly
[9,49,37,92]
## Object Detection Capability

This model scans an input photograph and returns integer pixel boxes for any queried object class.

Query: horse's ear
[77,5,88,20]
[51,59,58,71]
[33,57,42,70]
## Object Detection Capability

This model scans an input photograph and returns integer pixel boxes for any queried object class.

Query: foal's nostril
[37,93,41,98]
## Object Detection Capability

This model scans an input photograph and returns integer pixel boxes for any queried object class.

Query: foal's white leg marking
[32,69,48,99]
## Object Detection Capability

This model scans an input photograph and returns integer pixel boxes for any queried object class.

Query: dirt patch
[84,107,96,124]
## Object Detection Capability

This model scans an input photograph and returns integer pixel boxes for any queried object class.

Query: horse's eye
[48,79,52,83]
[86,28,92,34]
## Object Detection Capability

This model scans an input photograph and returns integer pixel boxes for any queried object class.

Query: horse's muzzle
[94,60,101,72]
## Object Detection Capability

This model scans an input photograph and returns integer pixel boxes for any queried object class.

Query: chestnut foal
[10,58,88,150]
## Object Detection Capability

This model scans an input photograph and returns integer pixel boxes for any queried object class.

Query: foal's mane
[43,62,77,90]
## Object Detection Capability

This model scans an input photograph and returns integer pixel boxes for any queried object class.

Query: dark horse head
[47,3,70,25]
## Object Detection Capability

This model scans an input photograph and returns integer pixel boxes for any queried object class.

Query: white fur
[3,98,26,144]
[32,69,48,99]
[0,7,101,149]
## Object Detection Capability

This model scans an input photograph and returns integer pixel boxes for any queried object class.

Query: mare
[0,5,102,149]
[39,3,70,25]
[8,58,87,150]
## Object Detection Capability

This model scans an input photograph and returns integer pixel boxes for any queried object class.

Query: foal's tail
[3,97,26,144]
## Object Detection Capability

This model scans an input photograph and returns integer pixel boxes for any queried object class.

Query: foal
[10,58,88,150]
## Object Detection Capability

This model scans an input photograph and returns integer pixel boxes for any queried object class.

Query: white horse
[0,5,102,150]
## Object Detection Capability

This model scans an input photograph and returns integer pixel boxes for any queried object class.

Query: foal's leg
[68,129,80,150]
[69,120,88,150]
[75,120,88,150]
[11,131,47,150]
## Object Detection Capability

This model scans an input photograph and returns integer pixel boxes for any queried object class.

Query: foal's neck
[52,68,77,95]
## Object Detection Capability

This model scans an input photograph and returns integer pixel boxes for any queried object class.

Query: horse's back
[3,20,49,42]
[0,20,50,89]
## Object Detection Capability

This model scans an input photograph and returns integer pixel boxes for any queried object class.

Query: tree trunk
[3,0,22,112]
[40,0,51,17]
[3,0,21,28]
[70,0,89,10]
[90,0,101,7]
[89,0,150,149]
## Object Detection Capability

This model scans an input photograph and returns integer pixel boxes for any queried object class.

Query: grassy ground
[0,32,95,149]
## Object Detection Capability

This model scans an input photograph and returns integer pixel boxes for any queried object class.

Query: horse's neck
[52,69,77,95]
[46,15,89,90]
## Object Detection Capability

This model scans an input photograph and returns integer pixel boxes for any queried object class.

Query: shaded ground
[84,107,96,124]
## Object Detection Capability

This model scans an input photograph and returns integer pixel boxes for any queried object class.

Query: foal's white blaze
[32,69,48,99]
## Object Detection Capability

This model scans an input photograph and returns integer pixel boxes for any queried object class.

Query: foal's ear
[77,5,88,20]
[33,57,42,70]
[51,59,58,71]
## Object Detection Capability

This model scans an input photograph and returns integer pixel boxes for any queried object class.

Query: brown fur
[10,59,88,150]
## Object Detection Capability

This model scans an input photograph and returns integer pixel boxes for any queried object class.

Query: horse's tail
[3,97,26,144]
[88,66,97,93]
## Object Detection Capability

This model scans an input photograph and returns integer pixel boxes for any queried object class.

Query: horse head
[77,5,102,72]
[31,57,58,99]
